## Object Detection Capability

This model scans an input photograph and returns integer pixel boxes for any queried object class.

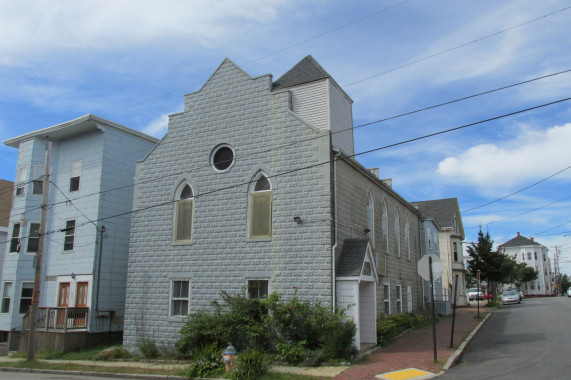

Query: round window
[211,145,234,172]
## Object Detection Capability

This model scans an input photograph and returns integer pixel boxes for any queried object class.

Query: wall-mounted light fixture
[293,216,302,224]
[364,228,370,234]
[71,273,75,279]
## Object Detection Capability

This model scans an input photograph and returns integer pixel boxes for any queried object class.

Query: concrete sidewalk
[0,306,491,380]
[335,306,491,380]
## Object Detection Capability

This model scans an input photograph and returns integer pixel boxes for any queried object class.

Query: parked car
[567,287,571,297]
[519,291,525,300]
[467,288,484,301]
[501,289,521,305]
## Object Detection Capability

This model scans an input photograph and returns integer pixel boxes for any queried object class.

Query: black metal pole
[429,256,437,362]
[477,271,481,319]
[450,275,459,347]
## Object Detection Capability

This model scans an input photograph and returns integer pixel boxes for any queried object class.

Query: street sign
[418,254,444,281]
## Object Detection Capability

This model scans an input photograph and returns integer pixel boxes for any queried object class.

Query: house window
[522,252,525,261]
[10,223,21,253]
[384,284,390,315]
[247,280,269,299]
[15,165,28,196]
[173,183,194,243]
[396,285,402,313]
[382,200,389,251]
[404,217,410,260]
[453,242,458,261]
[394,210,400,256]
[249,173,272,239]
[210,144,235,172]
[32,165,44,195]
[170,280,190,317]
[543,253,546,261]
[19,282,34,314]
[407,285,412,313]
[534,252,537,260]
[1,282,13,313]
[366,192,374,247]
[69,160,82,192]
[63,220,75,251]
[26,223,40,253]
[527,252,532,260]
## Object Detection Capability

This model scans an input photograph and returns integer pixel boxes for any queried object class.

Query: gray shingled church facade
[123,57,424,351]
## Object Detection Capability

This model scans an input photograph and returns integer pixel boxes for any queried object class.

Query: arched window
[173,183,194,242]
[366,192,374,247]
[405,217,410,259]
[382,200,388,251]
[249,172,272,239]
[394,209,400,257]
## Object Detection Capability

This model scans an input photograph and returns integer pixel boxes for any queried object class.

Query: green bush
[231,348,266,380]
[377,313,429,346]
[275,340,306,365]
[94,346,131,361]
[185,343,224,379]
[137,337,159,359]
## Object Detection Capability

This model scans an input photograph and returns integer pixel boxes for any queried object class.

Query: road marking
[375,368,434,379]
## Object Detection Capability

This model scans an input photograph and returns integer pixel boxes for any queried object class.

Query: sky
[1,0,570,276]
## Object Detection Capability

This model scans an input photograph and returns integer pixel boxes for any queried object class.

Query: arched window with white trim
[173,182,194,243]
[394,209,400,257]
[366,192,374,247]
[405,217,410,260]
[249,172,272,239]
[382,200,388,251]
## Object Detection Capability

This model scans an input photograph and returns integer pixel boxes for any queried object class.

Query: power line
[30,69,571,213]
[342,6,571,87]
[49,95,571,236]
[461,164,571,213]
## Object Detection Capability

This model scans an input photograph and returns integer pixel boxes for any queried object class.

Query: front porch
[23,307,89,332]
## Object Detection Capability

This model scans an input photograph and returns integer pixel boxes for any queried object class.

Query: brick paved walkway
[335,306,490,380]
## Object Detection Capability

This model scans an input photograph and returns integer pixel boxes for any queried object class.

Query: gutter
[332,148,341,310]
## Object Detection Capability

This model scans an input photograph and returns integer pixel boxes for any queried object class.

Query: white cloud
[142,112,170,137]
[437,123,571,190]
[0,0,288,65]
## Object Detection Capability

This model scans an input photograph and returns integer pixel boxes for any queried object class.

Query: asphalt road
[440,296,571,380]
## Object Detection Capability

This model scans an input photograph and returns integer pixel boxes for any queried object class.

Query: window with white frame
[10,223,21,253]
[19,282,33,314]
[63,220,75,251]
[384,284,390,315]
[173,183,194,243]
[69,160,82,192]
[1,282,13,313]
[32,165,44,195]
[170,280,190,317]
[404,217,410,260]
[453,242,458,261]
[247,279,269,299]
[394,210,400,256]
[26,223,40,253]
[527,252,532,260]
[396,285,402,313]
[366,192,374,247]
[381,200,389,251]
[249,172,272,239]
[15,165,28,196]
[407,285,412,313]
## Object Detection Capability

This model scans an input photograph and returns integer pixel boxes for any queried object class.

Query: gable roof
[337,239,377,278]
[499,233,543,248]
[272,55,331,90]
[0,179,13,228]
[411,198,464,237]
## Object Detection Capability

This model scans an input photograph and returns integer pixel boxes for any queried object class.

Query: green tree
[467,230,518,301]
[558,273,570,295]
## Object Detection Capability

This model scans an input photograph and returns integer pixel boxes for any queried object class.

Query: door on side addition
[57,282,70,328]
[75,282,88,327]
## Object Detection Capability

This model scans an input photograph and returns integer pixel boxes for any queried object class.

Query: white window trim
[9,222,21,254]
[394,210,400,257]
[63,219,76,252]
[15,165,28,197]
[169,279,191,318]
[19,282,34,315]
[396,285,402,313]
[247,171,272,240]
[25,221,40,255]
[210,144,235,173]
[69,160,82,192]
[1,282,13,314]
[384,283,391,315]
[246,278,270,299]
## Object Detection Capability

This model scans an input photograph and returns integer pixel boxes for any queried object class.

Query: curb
[0,367,187,379]
[432,311,493,377]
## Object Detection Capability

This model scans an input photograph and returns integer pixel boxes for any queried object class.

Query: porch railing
[23,307,89,332]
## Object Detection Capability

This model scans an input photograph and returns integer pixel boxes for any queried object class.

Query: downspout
[332,148,341,311]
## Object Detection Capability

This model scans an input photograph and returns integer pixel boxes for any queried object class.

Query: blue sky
[1,0,570,275]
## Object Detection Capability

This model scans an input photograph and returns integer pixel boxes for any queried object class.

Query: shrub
[275,340,306,365]
[377,313,429,346]
[138,337,159,359]
[185,343,224,379]
[231,348,266,380]
[94,346,130,361]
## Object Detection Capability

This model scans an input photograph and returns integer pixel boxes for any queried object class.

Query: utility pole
[27,138,51,360]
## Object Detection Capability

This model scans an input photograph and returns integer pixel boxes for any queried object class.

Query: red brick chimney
[530,237,534,242]
[517,232,520,236]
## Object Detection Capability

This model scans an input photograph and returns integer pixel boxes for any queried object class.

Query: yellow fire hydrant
[222,344,236,372]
